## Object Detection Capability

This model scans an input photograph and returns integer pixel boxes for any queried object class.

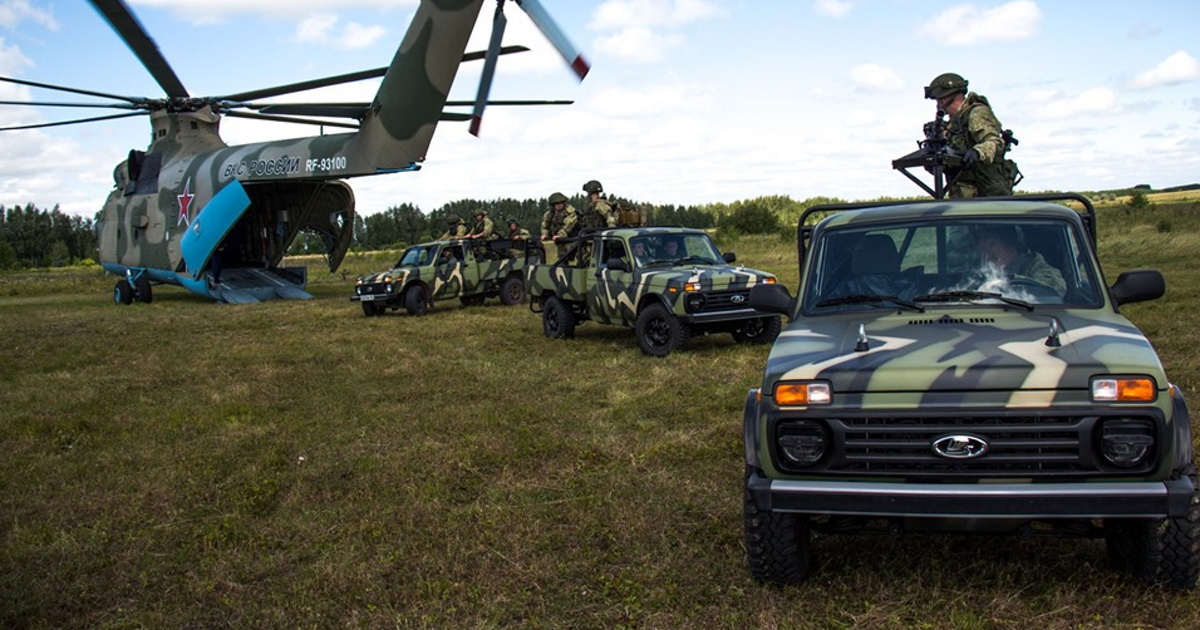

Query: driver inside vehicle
[973,225,1066,294]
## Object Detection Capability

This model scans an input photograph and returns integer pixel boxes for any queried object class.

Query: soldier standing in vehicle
[540,192,578,261]
[440,214,468,240]
[465,209,498,258]
[925,72,1018,198]
[506,217,530,257]
[582,179,616,228]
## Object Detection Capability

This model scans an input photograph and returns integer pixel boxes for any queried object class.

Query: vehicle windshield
[396,244,435,267]
[803,217,1104,312]
[629,233,723,267]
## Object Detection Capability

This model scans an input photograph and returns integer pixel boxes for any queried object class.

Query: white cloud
[1026,87,1119,120]
[850,64,905,93]
[0,0,56,29]
[590,0,721,30]
[814,0,854,18]
[919,0,1042,46]
[594,27,684,64]
[1128,50,1200,90]
[293,13,386,50]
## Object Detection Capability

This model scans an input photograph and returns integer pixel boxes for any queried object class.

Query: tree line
[2,194,852,269]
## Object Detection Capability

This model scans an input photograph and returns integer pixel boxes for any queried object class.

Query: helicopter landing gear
[114,271,152,305]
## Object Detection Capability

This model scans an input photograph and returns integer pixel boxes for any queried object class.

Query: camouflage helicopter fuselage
[96,0,488,302]
[742,194,1199,587]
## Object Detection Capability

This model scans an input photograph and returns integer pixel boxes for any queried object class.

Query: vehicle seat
[836,234,902,296]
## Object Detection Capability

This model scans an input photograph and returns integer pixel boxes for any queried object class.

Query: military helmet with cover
[446,214,461,224]
[506,216,519,225]
[549,192,568,204]
[925,72,968,99]
[583,180,603,194]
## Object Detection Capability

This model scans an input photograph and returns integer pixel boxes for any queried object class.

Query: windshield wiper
[640,258,677,267]
[914,290,1034,311]
[815,294,925,312]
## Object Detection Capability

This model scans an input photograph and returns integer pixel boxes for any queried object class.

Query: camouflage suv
[526,227,781,356]
[351,238,529,316]
[744,194,1199,587]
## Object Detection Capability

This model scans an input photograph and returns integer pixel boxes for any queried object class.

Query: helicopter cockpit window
[127,152,162,196]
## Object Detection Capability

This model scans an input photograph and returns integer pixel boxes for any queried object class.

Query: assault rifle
[891,109,961,199]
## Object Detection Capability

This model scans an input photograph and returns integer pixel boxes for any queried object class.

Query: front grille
[773,413,1160,478]
[358,283,389,296]
[698,288,751,312]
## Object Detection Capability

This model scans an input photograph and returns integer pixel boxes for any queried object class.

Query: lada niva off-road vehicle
[351,238,530,316]
[526,227,781,356]
[743,194,1199,587]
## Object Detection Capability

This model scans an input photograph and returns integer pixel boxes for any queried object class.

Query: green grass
[2,204,1200,629]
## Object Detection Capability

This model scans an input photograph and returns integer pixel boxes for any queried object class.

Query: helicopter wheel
[134,276,153,304]
[114,279,135,305]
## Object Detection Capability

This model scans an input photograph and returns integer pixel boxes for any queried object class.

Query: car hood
[637,264,773,289]
[359,267,414,284]
[764,309,1167,394]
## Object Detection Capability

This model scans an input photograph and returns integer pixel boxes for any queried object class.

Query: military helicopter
[0,0,588,304]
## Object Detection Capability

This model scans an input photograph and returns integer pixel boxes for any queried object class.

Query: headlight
[1091,376,1157,402]
[773,381,832,406]
[1098,418,1155,468]
[684,292,706,312]
[777,420,828,467]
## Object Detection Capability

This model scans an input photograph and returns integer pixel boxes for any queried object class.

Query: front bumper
[746,471,1196,519]
[678,306,766,325]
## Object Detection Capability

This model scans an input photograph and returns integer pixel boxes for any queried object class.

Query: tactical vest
[948,95,1018,196]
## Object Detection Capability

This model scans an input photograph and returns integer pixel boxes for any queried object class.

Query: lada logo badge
[931,434,989,459]
[731,294,746,304]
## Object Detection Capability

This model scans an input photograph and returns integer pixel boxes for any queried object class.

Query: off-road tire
[732,315,782,345]
[114,279,134,305]
[361,301,383,317]
[1105,464,1200,588]
[635,302,688,357]
[499,275,524,306]
[134,276,153,303]
[404,285,429,316]
[744,466,813,585]
[542,296,575,339]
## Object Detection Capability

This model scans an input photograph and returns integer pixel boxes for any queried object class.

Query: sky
[0,0,1198,219]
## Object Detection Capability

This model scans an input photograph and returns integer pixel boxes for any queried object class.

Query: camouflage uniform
[468,211,498,240]
[507,219,531,257]
[541,201,578,261]
[947,93,1015,198]
[585,196,616,229]
[1005,251,1066,294]
[439,216,468,240]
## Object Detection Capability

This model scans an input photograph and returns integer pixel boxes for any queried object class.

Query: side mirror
[750,283,795,317]
[723,251,737,264]
[606,257,630,273]
[1110,269,1165,306]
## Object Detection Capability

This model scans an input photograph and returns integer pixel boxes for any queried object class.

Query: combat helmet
[446,214,461,224]
[925,72,968,99]
[506,216,519,225]
[548,192,568,204]
[582,180,603,194]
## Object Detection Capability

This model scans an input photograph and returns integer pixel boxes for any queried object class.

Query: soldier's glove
[963,148,980,168]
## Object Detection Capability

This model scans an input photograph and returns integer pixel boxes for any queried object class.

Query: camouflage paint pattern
[96,0,488,300]
[352,238,527,310]
[751,197,1187,481]
[527,227,776,328]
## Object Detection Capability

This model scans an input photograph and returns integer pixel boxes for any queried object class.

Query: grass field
[3,199,1200,629]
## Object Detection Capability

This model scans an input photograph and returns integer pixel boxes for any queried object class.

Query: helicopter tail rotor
[469,0,590,136]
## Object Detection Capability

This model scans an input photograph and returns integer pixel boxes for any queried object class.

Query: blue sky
[1,0,1198,218]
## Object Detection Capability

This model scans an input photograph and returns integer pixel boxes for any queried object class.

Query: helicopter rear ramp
[211,267,311,304]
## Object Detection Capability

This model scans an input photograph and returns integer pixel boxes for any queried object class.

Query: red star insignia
[177,179,195,227]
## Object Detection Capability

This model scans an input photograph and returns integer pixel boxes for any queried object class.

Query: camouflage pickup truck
[351,238,529,316]
[744,194,1199,587]
[526,226,781,356]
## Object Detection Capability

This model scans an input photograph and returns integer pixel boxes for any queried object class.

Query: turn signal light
[1091,377,1157,402]
[774,381,832,406]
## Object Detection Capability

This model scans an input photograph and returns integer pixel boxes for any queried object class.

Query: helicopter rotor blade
[515,0,590,80]
[220,45,531,103]
[87,0,189,98]
[0,99,141,109]
[0,75,151,106]
[223,110,360,130]
[470,1,509,136]
[0,111,146,131]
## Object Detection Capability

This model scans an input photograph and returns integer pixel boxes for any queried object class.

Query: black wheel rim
[644,317,670,348]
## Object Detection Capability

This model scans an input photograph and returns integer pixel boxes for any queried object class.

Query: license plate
[360,294,376,301]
